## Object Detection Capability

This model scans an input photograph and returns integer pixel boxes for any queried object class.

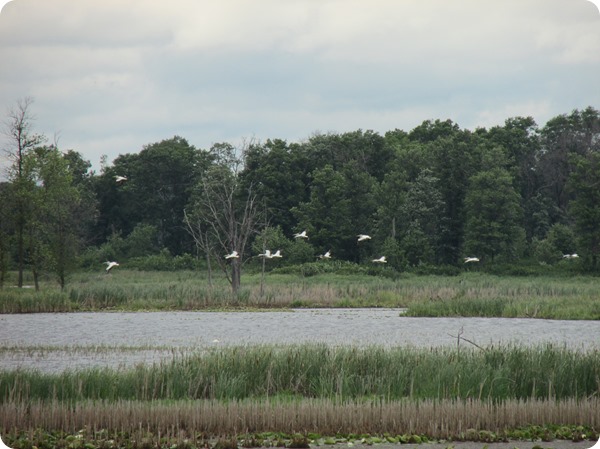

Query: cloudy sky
[1,0,599,174]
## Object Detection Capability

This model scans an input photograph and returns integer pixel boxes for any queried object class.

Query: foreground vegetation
[1,402,598,448]
[1,270,600,320]
[1,344,599,445]
[3,344,599,402]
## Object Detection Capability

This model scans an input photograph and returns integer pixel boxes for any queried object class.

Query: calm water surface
[0,309,598,372]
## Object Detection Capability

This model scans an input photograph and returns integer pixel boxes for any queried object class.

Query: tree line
[1,98,600,291]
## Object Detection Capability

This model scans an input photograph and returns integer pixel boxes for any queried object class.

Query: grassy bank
[1,270,600,319]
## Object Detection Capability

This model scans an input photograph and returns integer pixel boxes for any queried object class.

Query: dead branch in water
[448,326,487,351]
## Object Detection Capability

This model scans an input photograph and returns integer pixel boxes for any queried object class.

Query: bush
[532,237,561,265]
[127,249,173,270]
[126,250,201,271]
[409,264,461,276]
[484,261,555,276]
[272,260,400,278]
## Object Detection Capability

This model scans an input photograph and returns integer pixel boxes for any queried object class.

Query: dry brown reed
[2,398,598,439]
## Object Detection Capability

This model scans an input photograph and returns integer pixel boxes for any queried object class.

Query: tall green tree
[291,165,348,258]
[463,164,524,262]
[2,97,46,287]
[62,149,98,247]
[373,159,407,242]
[94,136,208,255]
[291,163,377,261]
[303,130,393,181]
[399,169,445,266]
[408,119,461,144]
[537,107,600,220]
[23,146,88,289]
[568,152,600,269]
[429,133,482,264]
[240,139,309,236]
[0,182,10,287]
[485,117,544,242]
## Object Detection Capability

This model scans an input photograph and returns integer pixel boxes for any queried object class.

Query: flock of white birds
[103,175,578,273]
[223,231,385,263]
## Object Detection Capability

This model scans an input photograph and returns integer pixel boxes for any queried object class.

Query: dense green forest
[1,99,600,290]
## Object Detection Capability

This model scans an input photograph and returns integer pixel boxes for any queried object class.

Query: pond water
[0,309,598,372]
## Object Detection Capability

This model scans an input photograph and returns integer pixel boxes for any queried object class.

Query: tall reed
[2,397,598,440]
[2,344,598,403]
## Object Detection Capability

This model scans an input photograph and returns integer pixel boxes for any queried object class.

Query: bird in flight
[372,256,387,263]
[114,175,127,184]
[104,261,119,272]
[294,230,308,239]
[464,257,479,263]
[225,251,239,259]
[319,250,332,259]
[357,234,371,242]
[258,250,273,258]
[562,253,579,259]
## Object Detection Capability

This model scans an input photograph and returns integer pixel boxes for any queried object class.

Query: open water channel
[0,309,599,373]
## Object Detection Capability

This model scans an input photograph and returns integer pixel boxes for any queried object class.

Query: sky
[0,0,599,175]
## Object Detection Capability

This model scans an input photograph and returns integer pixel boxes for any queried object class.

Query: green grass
[1,270,600,319]
[2,343,598,402]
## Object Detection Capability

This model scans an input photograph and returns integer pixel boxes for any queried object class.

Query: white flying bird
[319,250,332,260]
[225,251,239,259]
[357,234,371,242]
[294,230,308,239]
[104,261,119,272]
[372,256,387,263]
[464,257,480,263]
[562,253,579,259]
[258,249,272,258]
[114,175,127,184]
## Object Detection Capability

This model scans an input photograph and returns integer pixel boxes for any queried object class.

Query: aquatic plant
[1,344,598,402]
[1,399,598,442]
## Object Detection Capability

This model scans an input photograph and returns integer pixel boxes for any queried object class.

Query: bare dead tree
[204,176,261,294]
[184,141,264,296]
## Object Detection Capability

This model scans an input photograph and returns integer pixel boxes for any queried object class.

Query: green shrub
[409,264,461,276]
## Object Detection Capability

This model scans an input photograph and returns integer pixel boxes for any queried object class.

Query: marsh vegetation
[1,270,599,320]
[1,344,599,445]
[2,271,599,445]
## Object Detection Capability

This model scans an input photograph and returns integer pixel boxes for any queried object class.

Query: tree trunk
[260,254,266,297]
[206,251,212,288]
[231,260,241,296]
[17,214,24,288]
[32,265,39,291]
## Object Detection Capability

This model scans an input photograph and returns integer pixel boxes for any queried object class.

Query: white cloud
[473,100,553,130]
[0,0,599,174]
